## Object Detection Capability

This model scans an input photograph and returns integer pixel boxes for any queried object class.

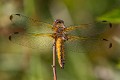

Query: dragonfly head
[53,19,65,29]
[54,19,64,24]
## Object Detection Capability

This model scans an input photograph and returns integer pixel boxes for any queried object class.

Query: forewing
[9,14,53,33]
[66,21,112,37]
[65,24,90,32]
[9,32,54,51]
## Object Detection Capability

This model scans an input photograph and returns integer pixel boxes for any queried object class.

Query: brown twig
[52,42,57,80]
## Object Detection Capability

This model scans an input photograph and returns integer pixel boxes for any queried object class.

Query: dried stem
[52,42,57,80]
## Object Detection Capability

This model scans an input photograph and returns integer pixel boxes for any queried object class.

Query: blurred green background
[0,0,120,80]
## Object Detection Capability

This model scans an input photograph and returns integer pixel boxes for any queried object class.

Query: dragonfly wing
[10,14,53,33]
[66,21,112,37]
[65,24,90,32]
[65,35,112,54]
[9,32,54,51]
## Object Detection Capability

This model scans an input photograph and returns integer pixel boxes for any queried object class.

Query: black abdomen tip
[60,66,64,69]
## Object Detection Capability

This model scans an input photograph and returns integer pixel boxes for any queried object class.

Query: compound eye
[55,20,62,23]
[57,21,62,23]
[55,19,64,24]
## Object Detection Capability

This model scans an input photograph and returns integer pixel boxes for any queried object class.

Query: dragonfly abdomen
[56,37,65,69]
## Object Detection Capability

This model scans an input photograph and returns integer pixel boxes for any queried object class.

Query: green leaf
[97,9,120,23]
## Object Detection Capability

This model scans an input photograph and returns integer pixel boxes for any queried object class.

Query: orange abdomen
[56,37,65,68]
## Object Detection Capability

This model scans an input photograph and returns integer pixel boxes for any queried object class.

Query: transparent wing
[65,24,90,32]
[9,14,53,33]
[9,32,54,51]
[64,21,112,54]
[66,21,112,37]
[65,34,112,54]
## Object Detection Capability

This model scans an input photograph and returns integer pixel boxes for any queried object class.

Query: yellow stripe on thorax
[56,37,65,68]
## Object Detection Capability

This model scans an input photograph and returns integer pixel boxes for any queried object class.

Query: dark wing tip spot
[102,21,112,28]
[9,36,12,41]
[15,14,20,16]
[109,23,112,28]
[10,14,21,20]
[14,32,19,34]
[9,15,13,20]
[103,38,108,41]
[102,20,107,22]
[9,32,19,41]
[109,43,112,48]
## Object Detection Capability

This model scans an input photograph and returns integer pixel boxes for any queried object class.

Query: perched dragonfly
[9,14,112,68]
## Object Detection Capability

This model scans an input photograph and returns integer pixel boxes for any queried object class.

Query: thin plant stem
[52,42,57,80]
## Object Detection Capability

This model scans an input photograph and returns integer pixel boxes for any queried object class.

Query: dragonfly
[9,14,112,69]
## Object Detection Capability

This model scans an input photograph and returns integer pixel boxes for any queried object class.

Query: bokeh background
[0,0,120,80]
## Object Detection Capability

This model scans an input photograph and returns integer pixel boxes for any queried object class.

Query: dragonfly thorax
[54,32,68,41]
